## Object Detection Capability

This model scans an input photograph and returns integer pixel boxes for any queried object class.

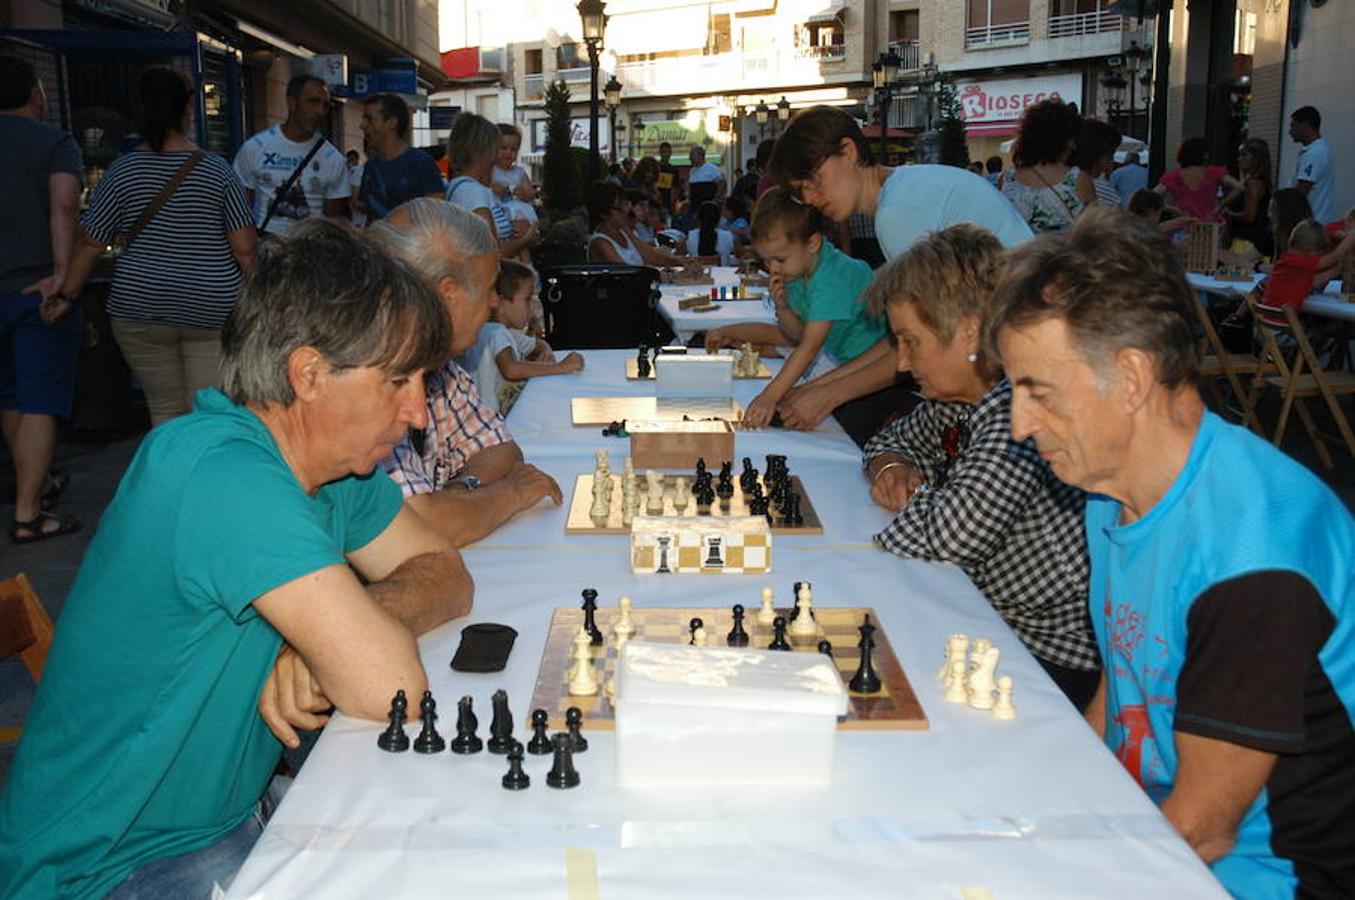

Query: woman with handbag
[58,66,256,427]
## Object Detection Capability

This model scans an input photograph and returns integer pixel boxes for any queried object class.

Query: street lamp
[1100,69,1127,125]
[604,74,622,163]
[577,0,607,179]
[776,96,791,132]
[873,50,901,163]
[754,100,769,140]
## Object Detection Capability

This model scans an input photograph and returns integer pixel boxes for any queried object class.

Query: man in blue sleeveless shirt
[992,208,1354,899]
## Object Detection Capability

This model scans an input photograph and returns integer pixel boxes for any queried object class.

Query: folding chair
[1191,288,1268,434]
[540,264,668,349]
[0,573,52,684]
[1244,292,1355,469]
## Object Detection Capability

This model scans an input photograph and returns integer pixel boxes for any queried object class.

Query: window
[525,48,543,75]
[890,10,919,42]
[556,42,585,70]
[967,0,1030,46]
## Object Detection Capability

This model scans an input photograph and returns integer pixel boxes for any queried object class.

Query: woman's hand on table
[776,383,836,430]
[742,391,778,429]
[870,462,925,512]
[258,644,332,749]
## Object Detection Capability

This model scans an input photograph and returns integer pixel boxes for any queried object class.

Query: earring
[966,352,978,363]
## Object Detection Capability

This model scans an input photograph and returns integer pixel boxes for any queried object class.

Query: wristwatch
[449,475,481,493]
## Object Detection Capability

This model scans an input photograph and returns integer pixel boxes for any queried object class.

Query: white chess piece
[969,637,992,674]
[645,470,665,514]
[589,474,611,524]
[967,647,1000,710]
[992,675,1016,720]
[594,448,611,478]
[944,658,969,703]
[691,625,709,647]
[940,634,969,680]
[623,456,634,479]
[671,476,690,512]
[756,586,776,626]
[568,628,599,696]
[621,477,638,526]
[789,583,816,636]
[613,595,636,638]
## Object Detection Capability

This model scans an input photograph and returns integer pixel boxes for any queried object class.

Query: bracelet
[871,461,908,483]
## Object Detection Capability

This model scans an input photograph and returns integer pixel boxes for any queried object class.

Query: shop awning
[806,2,845,24]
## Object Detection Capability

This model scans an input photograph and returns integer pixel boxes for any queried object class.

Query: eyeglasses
[788,155,832,204]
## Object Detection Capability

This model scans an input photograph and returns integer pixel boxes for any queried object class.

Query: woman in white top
[492,123,539,225]
[685,201,736,265]
[446,111,537,259]
[999,100,1096,233]
[587,181,687,267]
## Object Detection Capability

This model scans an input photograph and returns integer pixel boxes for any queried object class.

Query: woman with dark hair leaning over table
[586,180,689,268]
[860,224,1100,710]
[763,105,1032,437]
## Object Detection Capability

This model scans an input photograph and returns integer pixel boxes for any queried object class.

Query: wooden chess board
[528,605,928,732]
[626,357,771,380]
[565,472,824,535]
[570,396,743,426]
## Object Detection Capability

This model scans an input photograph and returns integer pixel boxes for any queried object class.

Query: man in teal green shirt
[0,220,473,898]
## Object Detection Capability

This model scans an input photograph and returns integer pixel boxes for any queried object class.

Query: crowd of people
[1,52,1353,900]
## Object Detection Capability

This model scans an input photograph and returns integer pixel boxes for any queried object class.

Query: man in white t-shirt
[1288,105,1335,222]
[233,75,350,237]
[686,145,726,208]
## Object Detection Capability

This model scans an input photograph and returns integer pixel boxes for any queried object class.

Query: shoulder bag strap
[124,151,206,250]
[259,136,326,234]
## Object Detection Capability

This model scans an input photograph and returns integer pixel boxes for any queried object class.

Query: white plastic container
[614,641,848,788]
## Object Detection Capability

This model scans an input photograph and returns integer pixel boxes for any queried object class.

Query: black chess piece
[849,615,883,694]
[695,458,708,481]
[377,689,411,752]
[449,695,483,754]
[546,732,581,789]
[502,741,531,790]
[818,639,833,657]
[564,706,588,753]
[740,458,758,492]
[785,491,804,527]
[727,604,749,646]
[689,616,704,644]
[527,708,552,755]
[718,460,733,483]
[694,483,715,508]
[487,689,514,754]
[768,616,791,651]
[636,345,651,378]
[413,690,445,754]
[581,588,603,645]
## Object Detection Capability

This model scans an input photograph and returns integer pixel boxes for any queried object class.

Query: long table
[1186,271,1354,323]
[228,351,1226,898]
[657,266,777,342]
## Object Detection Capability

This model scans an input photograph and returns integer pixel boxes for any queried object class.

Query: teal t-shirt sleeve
[803,247,875,322]
[317,465,405,554]
[174,442,352,623]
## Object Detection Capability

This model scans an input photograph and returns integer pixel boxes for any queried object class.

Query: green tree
[542,80,583,213]
[935,81,970,169]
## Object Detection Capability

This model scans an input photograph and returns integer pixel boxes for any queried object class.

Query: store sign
[349,65,418,99]
[529,118,611,155]
[428,106,461,130]
[305,54,349,90]
[954,73,1083,129]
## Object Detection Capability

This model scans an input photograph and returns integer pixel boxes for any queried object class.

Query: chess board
[570,396,743,426]
[566,472,824,535]
[528,605,927,732]
[626,357,771,380]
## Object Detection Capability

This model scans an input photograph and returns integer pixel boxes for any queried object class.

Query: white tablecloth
[657,266,776,342]
[228,352,1225,899]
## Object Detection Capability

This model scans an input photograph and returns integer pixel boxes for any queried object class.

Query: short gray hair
[220,219,450,407]
[367,198,496,289]
[446,111,500,172]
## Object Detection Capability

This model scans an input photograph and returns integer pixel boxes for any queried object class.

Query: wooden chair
[1191,287,1268,434]
[0,573,52,684]
[1244,291,1355,469]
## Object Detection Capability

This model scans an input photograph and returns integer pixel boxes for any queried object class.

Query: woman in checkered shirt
[860,224,1101,710]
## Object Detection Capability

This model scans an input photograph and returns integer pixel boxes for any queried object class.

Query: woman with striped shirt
[445,112,538,260]
[60,67,256,426]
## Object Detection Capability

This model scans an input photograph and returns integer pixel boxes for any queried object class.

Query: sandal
[10,511,82,544]
[40,470,69,510]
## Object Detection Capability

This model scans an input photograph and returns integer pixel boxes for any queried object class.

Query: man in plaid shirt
[371,199,561,546]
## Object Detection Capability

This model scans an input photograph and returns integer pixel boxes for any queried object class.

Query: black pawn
[689,616,704,644]
[695,483,715,508]
[786,492,804,527]
[636,345,651,378]
[546,732,581,789]
[527,708,552,755]
[449,695,483,754]
[487,689,514,754]
[377,689,410,753]
[818,639,833,657]
[565,705,588,753]
[849,615,883,694]
[502,741,531,790]
[768,616,791,651]
[581,588,604,645]
[727,604,749,647]
[413,690,445,754]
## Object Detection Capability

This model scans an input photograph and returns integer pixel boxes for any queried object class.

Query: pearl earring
[966,352,978,363]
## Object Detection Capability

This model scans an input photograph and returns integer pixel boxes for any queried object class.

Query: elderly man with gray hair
[370,197,562,547]
[0,220,472,899]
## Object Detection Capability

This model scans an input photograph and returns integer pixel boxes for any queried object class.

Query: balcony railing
[889,39,920,72]
[965,21,1031,48]
[523,73,544,101]
[556,66,592,82]
[795,43,846,62]
[1048,9,1124,39]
